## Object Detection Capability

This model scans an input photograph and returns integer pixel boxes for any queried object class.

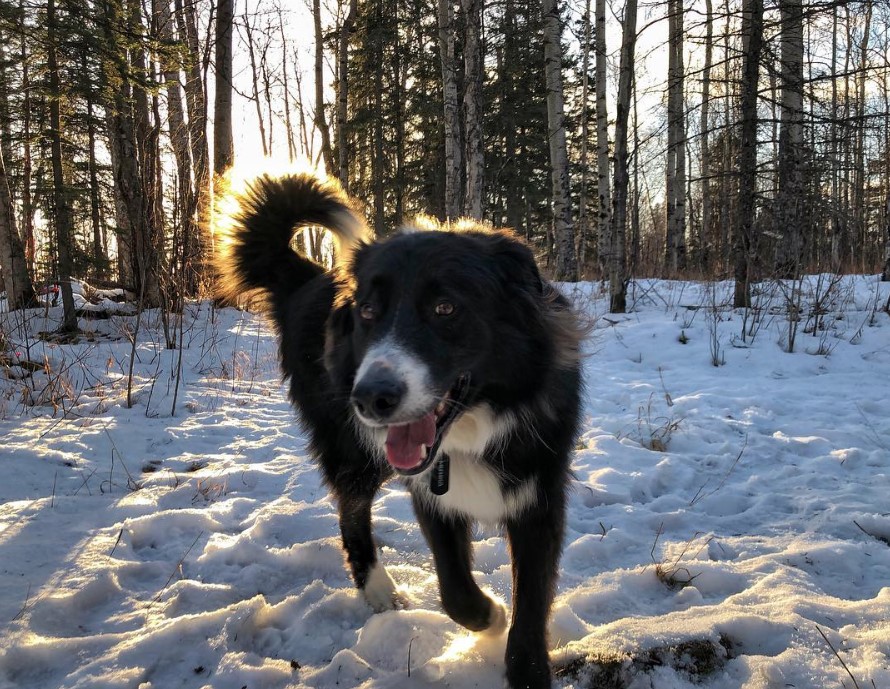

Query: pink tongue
[385,413,437,470]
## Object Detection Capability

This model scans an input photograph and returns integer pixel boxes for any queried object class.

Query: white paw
[362,562,401,612]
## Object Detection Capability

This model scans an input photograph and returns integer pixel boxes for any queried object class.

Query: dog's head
[324,225,577,475]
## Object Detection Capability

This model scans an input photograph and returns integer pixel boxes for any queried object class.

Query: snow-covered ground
[0,276,888,689]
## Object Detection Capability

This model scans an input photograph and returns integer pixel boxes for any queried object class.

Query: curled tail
[215,172,368,307]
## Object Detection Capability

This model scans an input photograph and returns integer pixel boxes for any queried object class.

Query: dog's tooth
[421,445,428,458]
[436,401,446,414]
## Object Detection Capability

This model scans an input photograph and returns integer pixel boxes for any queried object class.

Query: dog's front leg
[412,494,508,633]
[504,499,565,689]
[334,481,398,612]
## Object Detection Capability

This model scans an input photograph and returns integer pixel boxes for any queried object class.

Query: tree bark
[159,0,200,294]
[699,0,713,272]
[664,0,686,274]
[438,0,462,219]
[734,0,764,308]
[19,10,34,275]
[774,0,805,278]
[47,0,77,331]
[338,0,358,189]
[213,0,234,174]
[462,0,484,219]
[577,0,591,272]
[314,0,336,174]
[129,0,162,307]
[0,146,34,310]
[610,0,637,312]
[542,0,577,280]
[174,0,210,259]
[595,0,611,275]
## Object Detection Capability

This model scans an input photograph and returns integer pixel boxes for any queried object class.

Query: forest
[0,0,888,320]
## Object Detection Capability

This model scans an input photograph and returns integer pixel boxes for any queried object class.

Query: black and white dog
[217,173,584,689]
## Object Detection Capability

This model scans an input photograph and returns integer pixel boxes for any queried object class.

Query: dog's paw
[362,563,403,612]
[481,599,508,636]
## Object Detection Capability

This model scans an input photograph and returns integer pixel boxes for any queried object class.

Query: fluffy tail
[215,172,368,306]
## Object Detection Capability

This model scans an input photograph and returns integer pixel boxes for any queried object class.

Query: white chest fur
[410,452,538,523]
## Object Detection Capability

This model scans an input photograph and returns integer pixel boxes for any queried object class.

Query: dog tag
[430,453,450,495]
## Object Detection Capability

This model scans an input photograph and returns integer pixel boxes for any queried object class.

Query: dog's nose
[351,367,406,421]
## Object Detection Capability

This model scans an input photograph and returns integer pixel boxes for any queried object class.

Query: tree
[774,0,805,277]
[0,145,34,309]
[594,0,610,274]
[664,0,686,274]
[734,0,763,308]
[315,0,335,173]
[47,0,77,332]
[214,0,234,174]
[542,0,577,280]
[463,0,484,219]
[438,0,462,219]
[610,0,638,312]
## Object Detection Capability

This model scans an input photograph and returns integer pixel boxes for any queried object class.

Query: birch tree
[664,0,686,274]
[542,0,577,280]
[462,0,484,219]
[595,0,610,273]
[0,146,34,309]
[610,0,637,312]
[214,0,234,174]
[438,0,462,219]
[734,0,764,308]
[774,0,804,277]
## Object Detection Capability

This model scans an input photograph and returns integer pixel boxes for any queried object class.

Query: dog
[216,172,584,689]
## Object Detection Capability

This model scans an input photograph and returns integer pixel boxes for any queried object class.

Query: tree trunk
[47,0,77,332]
[213,0,234,174]
[774,0,805,278]
[610,0,637,312]
[19,11,34,275]
[175,0,210,262]
[129,0,162,307]
[438,0,462,219]
[595,0,610,275]
[664,0,686,274]
[86,90,107,281]
[241,8,268,157]
[577,0,591,272]
[314,0,336,174]
[462,0,484,219]
[278,13,297,161]
[0,146,34,310]
[699,0,712,273]
[159,0,200,294]
[338,0,358,189]
[542,0,577,280]
[734,0,764,308]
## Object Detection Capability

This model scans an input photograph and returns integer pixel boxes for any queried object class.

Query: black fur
[217,173,584,689]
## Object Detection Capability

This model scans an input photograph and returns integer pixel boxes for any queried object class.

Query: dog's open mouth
[384,373,471,475]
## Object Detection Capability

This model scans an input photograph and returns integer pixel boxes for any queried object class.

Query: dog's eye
[359,303,376,320]
[434,301,455,317]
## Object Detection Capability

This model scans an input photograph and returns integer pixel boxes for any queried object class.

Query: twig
[690,434,748,506]
[815,625,862,689]
[153,531,204,603]
[407,635,418,678]
[110,528,123,556]
[11,583,32,622]
[50,470,57,508]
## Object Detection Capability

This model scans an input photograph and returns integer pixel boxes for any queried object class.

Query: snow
[1,275,888,689]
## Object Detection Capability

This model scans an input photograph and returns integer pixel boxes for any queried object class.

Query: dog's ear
[485,232,544,297]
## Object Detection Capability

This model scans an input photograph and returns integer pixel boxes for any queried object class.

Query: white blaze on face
[352,336,437,426]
